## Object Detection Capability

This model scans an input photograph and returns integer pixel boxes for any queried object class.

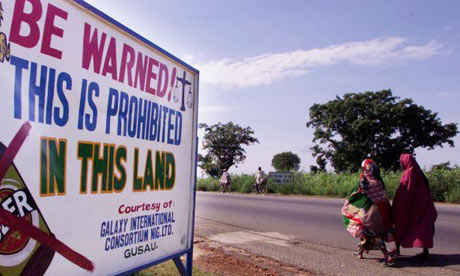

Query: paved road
[195,192,460,275]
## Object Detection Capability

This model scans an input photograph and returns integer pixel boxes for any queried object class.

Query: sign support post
[173,257,189,276]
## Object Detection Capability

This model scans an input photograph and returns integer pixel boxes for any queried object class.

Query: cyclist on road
[255,167,266,194]
[220,170,231,193]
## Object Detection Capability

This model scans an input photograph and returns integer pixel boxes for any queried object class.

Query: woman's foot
[416,248,430,258]
[357,247,364,259]
[385,255,394,266]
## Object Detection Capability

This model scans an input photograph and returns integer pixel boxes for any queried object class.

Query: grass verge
[197,169,460,203]
[131,260,213,276]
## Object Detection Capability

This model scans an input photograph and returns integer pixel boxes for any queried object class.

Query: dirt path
[193,236,313,276]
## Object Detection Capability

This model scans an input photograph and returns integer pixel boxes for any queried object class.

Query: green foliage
[196,168,460,203]
[306,90,458,172]
[230,174,254,193]
[310,165,319,174]
[131,260,213,276]
[271,151,301,172]
[430,161,456,171]
[197,154,219,178]
[196,177,220,191]
[198,122,259,177]
[426,168,460,202]
[197,174,255,193]
[446,186,460,204]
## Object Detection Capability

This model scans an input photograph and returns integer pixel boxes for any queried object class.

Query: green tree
[310,165,319,174]
[306,90,458,172]
[430,161,457,171]
[315,155,327,172]
[199,122,259,177]
[271,151,301,172]
[197,154,220,178]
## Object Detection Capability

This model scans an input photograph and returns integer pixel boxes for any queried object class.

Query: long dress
[392,154,437,248]
[342,159,393,252]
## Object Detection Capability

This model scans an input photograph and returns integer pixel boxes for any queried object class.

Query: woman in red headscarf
[391,154,437,257]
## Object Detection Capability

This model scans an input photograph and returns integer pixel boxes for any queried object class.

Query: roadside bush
[445,186,460,203]
[195,168,460,203]
[425,169,460,202]
[380,171,400,199]
[196,174,255,192]
[230,174,254,193]
[196,177,219,192]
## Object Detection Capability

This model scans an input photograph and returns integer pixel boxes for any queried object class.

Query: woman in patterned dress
[342,159,394,265]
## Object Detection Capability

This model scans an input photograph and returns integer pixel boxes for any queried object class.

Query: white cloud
[436,91,460,97]
[197,37,446,89]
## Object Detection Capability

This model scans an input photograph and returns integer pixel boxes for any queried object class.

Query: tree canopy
[198,122,259,177]
[430,161,457,171]
[271,151,301,172]
[306,90,458,172]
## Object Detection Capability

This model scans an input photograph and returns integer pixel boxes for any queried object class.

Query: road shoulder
[195,216,460,276]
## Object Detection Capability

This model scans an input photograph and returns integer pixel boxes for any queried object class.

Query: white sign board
[268,172,294,184]
[0,0,198,275]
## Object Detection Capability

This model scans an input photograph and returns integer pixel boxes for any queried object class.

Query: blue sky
[85,0,460,174]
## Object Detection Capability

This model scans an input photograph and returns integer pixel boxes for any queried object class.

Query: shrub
[196,177,220,192]
[230,174,254,193]
[445,185,460,203]
[426,169,460,202]
[195,169,460,203]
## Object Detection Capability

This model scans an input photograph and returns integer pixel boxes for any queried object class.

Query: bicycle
[220,180,231,193]
[251,179,267,195]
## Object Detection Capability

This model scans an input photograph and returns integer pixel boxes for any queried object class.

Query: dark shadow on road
[391,254,460,268]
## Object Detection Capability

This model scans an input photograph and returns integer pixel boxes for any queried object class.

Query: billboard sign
[0,0,198,275]
[268,172,294,184]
